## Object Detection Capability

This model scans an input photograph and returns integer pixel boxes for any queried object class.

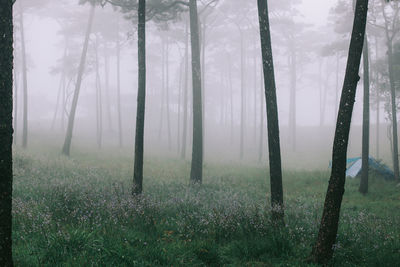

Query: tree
[18,1,28,148]
[359,36,370,195]
[257,0,284,224]
[189,0,203,184]
[0,0,14,265]
[62,2,96,156]
[133,0,146,194]
[310,0,369,263]
[381,0,400,180]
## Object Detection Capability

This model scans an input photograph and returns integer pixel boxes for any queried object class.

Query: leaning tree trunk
[258,62,264,163]
[310,0,368,264]
[62,4,95,156]
[359,35,370,195]
[257,0,284,224]
[0,1,14,265]
[189,0,203,184]
[19,2,28,149]
[133,0,146,195]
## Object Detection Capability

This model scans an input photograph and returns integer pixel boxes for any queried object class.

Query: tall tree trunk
[228,55,234,144]
[62,4,96,156]
[310,0,368,263]
[166,37,172,150]
[0,1,14,264]
[189,0,203,184]
[158,37,165,141]
[177,57,183,154]
[359,36,370,195]
[201,19,206,159]
[19,2,28,149]
[387,41,399,180]
[104,46,113,132]
[51,45,67,131]
[133,0,146,194]
[239,28,245,159]
[95,37,103,149]
[181,18,189,159]
[375,36,380,159]
[257,0,284,224]
[116,21,123,148]
[289,45,297,151]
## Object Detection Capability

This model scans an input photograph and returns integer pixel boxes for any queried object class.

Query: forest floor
[12,147,400,266]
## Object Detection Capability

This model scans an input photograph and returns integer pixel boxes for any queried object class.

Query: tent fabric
[345,157,394,180]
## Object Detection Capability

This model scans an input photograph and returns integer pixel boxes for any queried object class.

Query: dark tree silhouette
[257,0,284,224]
[0,1,14,265]
[310,0,369,263]
[133,0,146,194]
[189,0,203,184]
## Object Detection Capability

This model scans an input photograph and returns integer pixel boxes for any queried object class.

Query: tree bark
[0,1,14,264]
[189,0,203,184]
[62,4,96,156]
[310,0,368,263]
[359,35,370,195]
[258,63,264,163]
[19,2,28,149]
[257,0,284,224]
[133,0,146,195]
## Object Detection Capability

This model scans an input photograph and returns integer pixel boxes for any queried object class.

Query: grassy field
[12,147,400,266]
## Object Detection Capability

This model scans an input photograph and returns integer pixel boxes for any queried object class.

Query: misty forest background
[4,0,400,266]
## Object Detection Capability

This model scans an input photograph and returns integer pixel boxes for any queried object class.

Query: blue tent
[345,157,394,180]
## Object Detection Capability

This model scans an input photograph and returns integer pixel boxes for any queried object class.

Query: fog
[13,0,394,169]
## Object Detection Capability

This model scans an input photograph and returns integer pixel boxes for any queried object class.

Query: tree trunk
[310,0,368,263]
[257,0,284,224]
[19,2,28,149]
[177,57,183,154]
[228,55,234,144]
[289,45,297,151]
[116,21,123,148]
[375,36,380,159]
[387,41,399,180]
[189,0,203,184]
[51,45,67,131]
[62,4,96,156]
[166,37,172,150]
[181,17,189,159]
[95,37,103,149]
[0,1,14,264]
[239,28,245,159]
[133,0,146,195]
[359,35,370,195]
[335,53,340,120]
[104,46,113,132]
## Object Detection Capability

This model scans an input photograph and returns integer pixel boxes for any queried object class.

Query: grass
[12,147,400,266]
